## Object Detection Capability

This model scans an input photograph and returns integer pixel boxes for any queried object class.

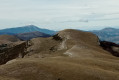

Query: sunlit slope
[0,29,119,80]
[26,29,110,58]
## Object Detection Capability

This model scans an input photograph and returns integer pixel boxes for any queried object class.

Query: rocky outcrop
[0,42,28,65]
[52,34,62,41]
[100,41,119,57]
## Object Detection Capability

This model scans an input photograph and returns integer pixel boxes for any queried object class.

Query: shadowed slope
[15,31,51,40]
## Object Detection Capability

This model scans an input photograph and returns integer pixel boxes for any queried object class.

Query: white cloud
[0,0,119,30]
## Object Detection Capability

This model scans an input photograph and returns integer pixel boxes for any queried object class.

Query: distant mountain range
[0,32,15,35]
[91,27,119,44]
[0,25,56,35]
[0,25,119,43]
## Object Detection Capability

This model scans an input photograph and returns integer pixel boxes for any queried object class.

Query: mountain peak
[0,25,55,35]
[22,24,38,28]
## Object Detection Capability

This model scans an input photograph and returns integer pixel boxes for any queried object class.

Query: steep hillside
[0,29,119,80]
[91,27,119,44]
[15,31,51,40]
[0,35,27,65]
[0,41,27,64]
[0,25,56,35]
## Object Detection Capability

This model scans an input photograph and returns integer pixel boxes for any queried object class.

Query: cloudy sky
[0,0,119,30]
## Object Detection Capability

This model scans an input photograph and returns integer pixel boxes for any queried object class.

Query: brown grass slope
[0,35,27,65]
[0,35,20,44]
[0,29,119,80]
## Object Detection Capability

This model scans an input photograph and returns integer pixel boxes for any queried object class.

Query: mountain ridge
[0,26,119,43]
[91,27,119,44]
[0,25,56,35]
